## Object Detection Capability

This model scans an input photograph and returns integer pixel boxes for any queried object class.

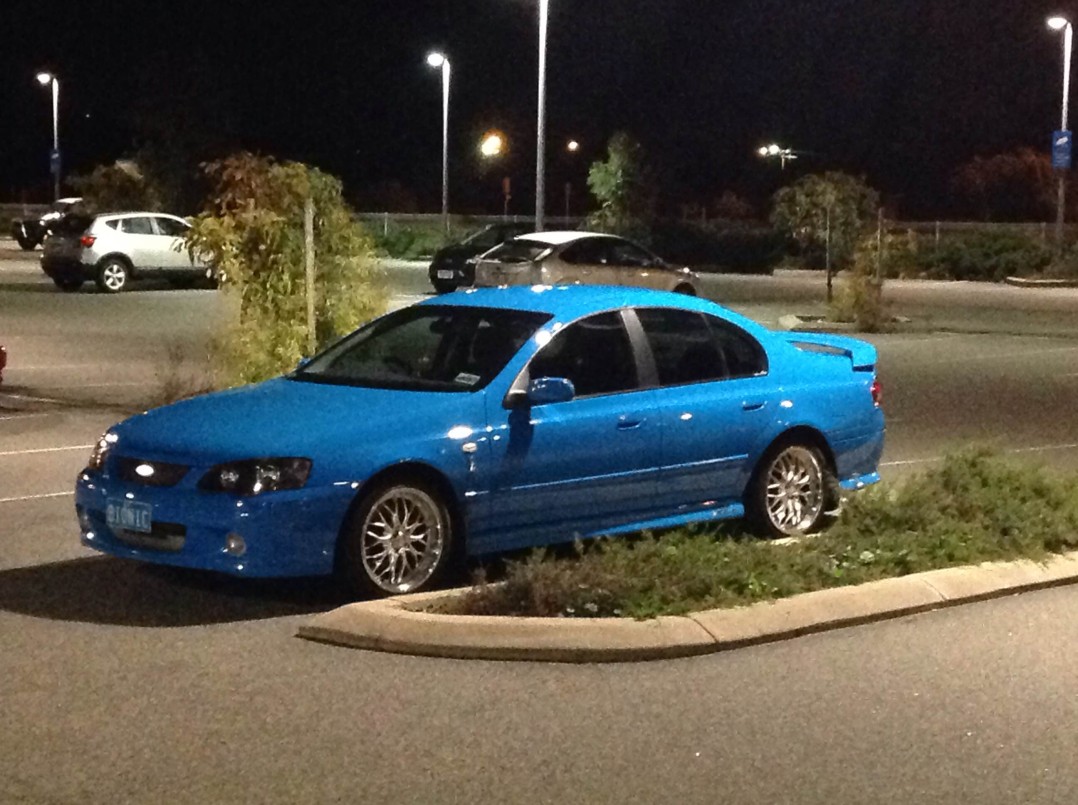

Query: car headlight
[87,431,118,471]
[198,458,312,496]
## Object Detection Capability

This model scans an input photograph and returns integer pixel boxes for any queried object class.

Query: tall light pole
[426,52,451,234]
[535,0,549,231]
[36,72,60,200]
[1048,16,1073,254]
[757,143,798,169]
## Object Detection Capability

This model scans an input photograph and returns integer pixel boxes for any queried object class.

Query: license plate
[436,270,455,279]
[107,498,153,533]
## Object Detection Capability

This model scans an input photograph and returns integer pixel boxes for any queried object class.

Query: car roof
[417,285,764,333]
[94,211,185,220]
[512,230,617,247]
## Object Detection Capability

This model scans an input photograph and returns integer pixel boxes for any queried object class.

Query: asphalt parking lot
[4,239,1078,802]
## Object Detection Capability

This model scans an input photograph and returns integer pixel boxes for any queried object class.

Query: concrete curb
[297,551,1078,663]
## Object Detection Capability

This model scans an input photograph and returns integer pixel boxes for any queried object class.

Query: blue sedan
[76,286,884,597]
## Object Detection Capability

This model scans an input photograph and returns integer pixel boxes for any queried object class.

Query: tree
[68,160,162,213]
[770,172,879,269]
[950,148,1055,221]
[586,132,654,238]
[187,153,387,385]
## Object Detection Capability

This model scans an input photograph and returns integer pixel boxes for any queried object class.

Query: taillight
[870,377,882,408]
[80,235,96,248]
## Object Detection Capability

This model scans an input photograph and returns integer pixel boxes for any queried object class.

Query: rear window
[481,240,552,263]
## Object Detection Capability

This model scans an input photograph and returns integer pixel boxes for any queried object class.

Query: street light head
[567,140,580,152]
[426,52,446,68]
[757,146,769,157]
[480,132,505,158]
[1048,16,1070,31]
[767,144,782,156]
[36,72,54,85]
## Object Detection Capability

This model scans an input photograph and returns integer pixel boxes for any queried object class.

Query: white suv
[41,212,211,293]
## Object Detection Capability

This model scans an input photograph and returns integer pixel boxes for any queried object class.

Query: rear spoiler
[783,331,877,371]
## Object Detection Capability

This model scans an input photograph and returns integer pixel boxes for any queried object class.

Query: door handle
[617,416,645,430]
[742,401,766,412]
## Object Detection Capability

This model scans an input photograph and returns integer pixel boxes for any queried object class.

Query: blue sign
[1052,130,1072,170]
[49,148,61,176]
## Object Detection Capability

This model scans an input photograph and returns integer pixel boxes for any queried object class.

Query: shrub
[370,223,448,259]
[916,231,1051,282]
[770,172,879,270]
[446,448,1078,619]
[647,220,784,274]
[187,153,387,386]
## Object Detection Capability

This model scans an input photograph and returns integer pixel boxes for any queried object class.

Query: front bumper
[76,466,357,578]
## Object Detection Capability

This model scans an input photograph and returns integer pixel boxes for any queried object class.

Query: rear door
[117,216,161,271]
[632,306,774,510]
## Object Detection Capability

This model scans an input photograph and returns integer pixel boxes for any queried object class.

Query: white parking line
[0,444,92,457]
[881,441,1078,468]
[0,412,54,422]
[0,491,73,504]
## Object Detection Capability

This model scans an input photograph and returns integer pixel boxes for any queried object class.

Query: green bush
[647,221,784,274]
[916,231,1052,282]
[370,224,449,259]
[445,448,1078,619]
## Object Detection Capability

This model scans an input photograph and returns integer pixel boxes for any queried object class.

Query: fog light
[225,532,247,557]
[77,506,93,534]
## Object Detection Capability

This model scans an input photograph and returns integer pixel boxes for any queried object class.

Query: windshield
[294,305,551,391]
[480,240,552,263]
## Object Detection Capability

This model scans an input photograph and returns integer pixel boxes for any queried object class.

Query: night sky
[1,0,1074,217]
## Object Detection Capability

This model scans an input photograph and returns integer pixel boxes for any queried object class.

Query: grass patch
[442,448,1078,619]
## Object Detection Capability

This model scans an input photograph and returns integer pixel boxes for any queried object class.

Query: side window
[120,217,154,235]
[636,307,726,386]
[560,238,604,265]
[153,217,188,237]
[704,314,768,378]
[608,240,654,268]
[528,312,638,397]
[104,220,120,231]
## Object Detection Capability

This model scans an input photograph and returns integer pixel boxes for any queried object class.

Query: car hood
[112,377,480,462]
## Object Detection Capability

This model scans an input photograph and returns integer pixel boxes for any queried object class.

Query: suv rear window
[51,214,94,235]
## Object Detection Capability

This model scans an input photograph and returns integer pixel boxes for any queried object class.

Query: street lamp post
[535,0,549,231]
[564,139,579,222]
[426,52,451,234]
[757,143,797,169]
[36,72,60,200]
[1048,16,1073,254]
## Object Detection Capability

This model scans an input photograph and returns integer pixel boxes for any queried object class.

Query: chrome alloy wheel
[763,445,826,535]
[360,486,447,594]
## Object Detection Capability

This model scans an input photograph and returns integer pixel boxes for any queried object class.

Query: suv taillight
[80,235,96,248]
[870,378,882,408]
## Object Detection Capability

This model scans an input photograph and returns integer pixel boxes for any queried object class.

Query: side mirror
[527,376,575,405]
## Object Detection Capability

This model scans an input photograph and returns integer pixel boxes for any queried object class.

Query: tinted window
[528,311,637,397]
[607,240,657,267]
[120,217,154,235]
[637,308,726,386]
[559,238,607,265]
[296,306,550,392]
[153,217,188,237]
[704,314,768,378]
[482,240,551,263]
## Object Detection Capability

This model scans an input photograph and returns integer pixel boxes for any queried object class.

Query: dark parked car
[428,222,533,293]
[76,285,884,598]
[10,197,84,250]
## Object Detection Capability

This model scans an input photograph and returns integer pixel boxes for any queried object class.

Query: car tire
[338,478,457,598]
[431,280,456,294]
[747,440,836,538]
[53,278,82,293]
[16,233,38,251]
[673,283,696,296]
[96,258,130,293]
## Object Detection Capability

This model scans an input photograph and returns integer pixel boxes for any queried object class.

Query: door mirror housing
[527,376,575,405]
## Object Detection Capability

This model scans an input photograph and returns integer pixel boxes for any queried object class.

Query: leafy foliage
[770,172,879,268]
[186,153,387,386]
[647,220,784,274]
[951,148,1056,222]
[917,230,1051,282]
[68,161,162,213]
[585,132,654,239]
[447,449,1078,619]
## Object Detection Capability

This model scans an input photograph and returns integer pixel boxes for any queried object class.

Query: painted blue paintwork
[76,285,884,578]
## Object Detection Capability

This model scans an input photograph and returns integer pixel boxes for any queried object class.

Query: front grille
[116,457,189,487]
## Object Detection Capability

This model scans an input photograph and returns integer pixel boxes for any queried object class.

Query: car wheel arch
[747,426,837,491]
[334,461,466,559]
[97,253,135,274]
